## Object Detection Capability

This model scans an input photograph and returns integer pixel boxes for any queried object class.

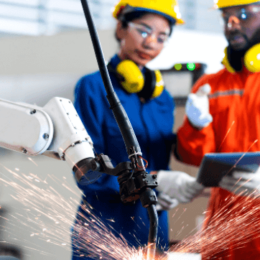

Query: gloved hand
[219,171,260,198]
[186,84,213,129]
[156,170,205,204]
[156,193,179,211]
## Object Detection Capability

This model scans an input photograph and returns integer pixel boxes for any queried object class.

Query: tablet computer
[196,152,260,187]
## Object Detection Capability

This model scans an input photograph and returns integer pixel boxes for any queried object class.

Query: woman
[73,0,184,258]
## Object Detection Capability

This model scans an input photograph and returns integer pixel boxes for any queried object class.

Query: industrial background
[0,0,227,259]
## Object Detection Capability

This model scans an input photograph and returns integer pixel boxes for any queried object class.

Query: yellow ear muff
[222,44,260,74]
[116,60,144,93]
[114,60,164,100]
[222,47,236,74]
[244,43,260,73]
[152,70,164,98]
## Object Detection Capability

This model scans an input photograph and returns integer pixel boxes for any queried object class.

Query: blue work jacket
[72,54,175,259]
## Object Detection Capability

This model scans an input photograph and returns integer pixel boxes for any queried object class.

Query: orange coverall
[177,66,260,259]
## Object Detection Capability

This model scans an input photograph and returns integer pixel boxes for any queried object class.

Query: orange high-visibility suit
[177,66,260,259]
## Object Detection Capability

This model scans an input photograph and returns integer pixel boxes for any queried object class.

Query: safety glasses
[128,22,170,47]
[222,6,260,24]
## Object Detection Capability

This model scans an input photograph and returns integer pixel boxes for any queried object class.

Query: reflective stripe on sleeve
[209,89,244,99]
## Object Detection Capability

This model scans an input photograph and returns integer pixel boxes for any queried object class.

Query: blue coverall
[72,54,175,259]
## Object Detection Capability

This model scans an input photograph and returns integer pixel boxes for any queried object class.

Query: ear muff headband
[138,68,156,101]
[109,59,164,100]
[222,44,260,73]
[138,69,164,101]
[222,47,236,73]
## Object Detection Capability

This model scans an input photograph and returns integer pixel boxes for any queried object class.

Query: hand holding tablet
[197,152,260,187]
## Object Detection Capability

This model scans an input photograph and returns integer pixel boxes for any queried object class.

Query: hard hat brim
[113,4,184,25]
[128,7,184,25]
[214,0,260,9]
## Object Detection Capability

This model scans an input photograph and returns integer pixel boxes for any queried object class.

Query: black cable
[147,205,158,244]
[80,0,115,99]
[147,204,158,260]
[80,0,142,157]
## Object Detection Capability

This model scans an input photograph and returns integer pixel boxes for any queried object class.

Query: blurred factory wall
[0,28,227,77]
[0,30,117,75]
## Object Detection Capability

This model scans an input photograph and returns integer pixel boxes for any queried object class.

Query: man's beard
[227,27,260,72]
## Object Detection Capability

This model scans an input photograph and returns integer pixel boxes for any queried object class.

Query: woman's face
[116,13,171,67]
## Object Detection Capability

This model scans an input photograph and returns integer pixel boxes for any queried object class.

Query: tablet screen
[196,152,260,187]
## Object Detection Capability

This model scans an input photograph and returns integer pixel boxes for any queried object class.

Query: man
[174,0,260,259]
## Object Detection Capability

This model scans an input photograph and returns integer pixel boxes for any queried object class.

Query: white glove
[219,170,260,198]
[156,193,179,211]
[156,171,205,204]
[186,84,213,129]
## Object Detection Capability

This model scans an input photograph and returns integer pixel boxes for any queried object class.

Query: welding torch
[79,0,159,259]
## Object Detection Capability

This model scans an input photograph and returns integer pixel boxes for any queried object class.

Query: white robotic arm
[0,97,102,184]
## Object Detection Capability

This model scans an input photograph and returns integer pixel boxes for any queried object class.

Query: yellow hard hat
[112,0,184,25]
[214,0,260,9]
